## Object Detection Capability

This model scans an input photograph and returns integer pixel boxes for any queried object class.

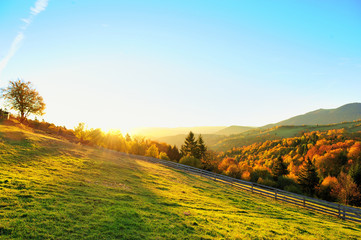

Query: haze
[1,0,360,133]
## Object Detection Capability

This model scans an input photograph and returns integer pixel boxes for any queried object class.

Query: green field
[1,124,361,239]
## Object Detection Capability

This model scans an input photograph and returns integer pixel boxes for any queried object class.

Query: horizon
[1,0,361,133]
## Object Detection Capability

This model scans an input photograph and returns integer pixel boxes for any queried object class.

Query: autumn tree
[333,172,361,206]
[1,79,45,122]
[145,144,159,158]
[297,158,319,195]
[74,122,89,143]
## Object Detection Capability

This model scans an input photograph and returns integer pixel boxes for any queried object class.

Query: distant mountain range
[139,103,361,151]
[264,102,361,128]
[131,126,226,138]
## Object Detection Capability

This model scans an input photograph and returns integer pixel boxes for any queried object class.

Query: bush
[277,176,297,190]
[284,185,302,194]
[179,156,201,168]
[257,178,277,188]
[251,167,272,182]
[159,152,170,161]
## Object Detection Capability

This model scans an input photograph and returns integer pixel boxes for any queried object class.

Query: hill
[212,119,361,151]
[265,103,361,128]
[1,123,361,239]
[215,125,254,135]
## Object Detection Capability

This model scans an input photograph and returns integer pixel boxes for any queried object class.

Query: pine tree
[272,156,288,179]
[181,131,198,158]
[166,145,181,162]
[197,134,207,159]
[125,133,131,142]
[297,158,319,195]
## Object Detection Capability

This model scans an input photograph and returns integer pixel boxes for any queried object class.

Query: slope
[1,123,361,239]
[215,125,255,135]
[212,119,361,151]
[265,102,361,127]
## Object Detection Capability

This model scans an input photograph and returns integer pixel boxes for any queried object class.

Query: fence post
[303,197,306,208]
[343,206,346,220]
[338,204,341,219]
[275,189,277,200]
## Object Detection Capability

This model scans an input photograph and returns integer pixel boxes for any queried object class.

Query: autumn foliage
[217,129,361,206]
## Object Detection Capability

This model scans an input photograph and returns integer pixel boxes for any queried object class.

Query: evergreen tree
[197,134,207,159]
[181,131,198,158]
[297,158,320,195]
[349,163,361,188]
[125,133,131,142]
[167,145,181,162]
[272,156,288,179]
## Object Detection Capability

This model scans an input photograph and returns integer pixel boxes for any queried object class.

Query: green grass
[1,124,361,239]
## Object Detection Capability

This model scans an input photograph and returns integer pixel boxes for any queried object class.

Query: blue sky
[1,0,361,133]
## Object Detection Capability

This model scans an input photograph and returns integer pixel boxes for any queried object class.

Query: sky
[0,0,361,133]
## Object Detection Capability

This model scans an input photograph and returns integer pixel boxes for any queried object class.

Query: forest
[215,129,361,206]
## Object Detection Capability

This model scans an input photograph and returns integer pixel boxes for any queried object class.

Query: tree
[181,131,199,158]
[272,156,288,179]
[197,134,207,159]
[74,122,89,143]
[145,144,159,158]
[1,79,45,122]
[166,145,181,162]
[333,172,361,206]
[297,158,319,195]
[349,163,361,188]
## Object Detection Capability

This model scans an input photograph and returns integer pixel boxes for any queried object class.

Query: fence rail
[121,152,361,223]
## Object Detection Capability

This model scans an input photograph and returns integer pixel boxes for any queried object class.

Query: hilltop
[1,122,361,239]
[265,103,361,128]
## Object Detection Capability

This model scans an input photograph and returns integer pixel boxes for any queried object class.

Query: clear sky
[1,0,361,133]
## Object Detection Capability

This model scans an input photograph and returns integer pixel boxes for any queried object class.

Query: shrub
[179,156,201,168]
[159,152,170,161]
[277,176,297,190]
[284,185,303,194]
[257,178,277,187]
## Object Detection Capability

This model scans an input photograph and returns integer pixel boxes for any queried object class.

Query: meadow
[1,123,361,239]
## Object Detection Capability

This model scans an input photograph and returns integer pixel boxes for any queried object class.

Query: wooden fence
[123,153,361,223]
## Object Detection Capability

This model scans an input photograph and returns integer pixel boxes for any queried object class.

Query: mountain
[212,119,361,151]
[215,125,254,135]
[131,126,226,138]
[265,103,361,128]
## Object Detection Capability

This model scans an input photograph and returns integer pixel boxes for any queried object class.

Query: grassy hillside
[1,124,361,239]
